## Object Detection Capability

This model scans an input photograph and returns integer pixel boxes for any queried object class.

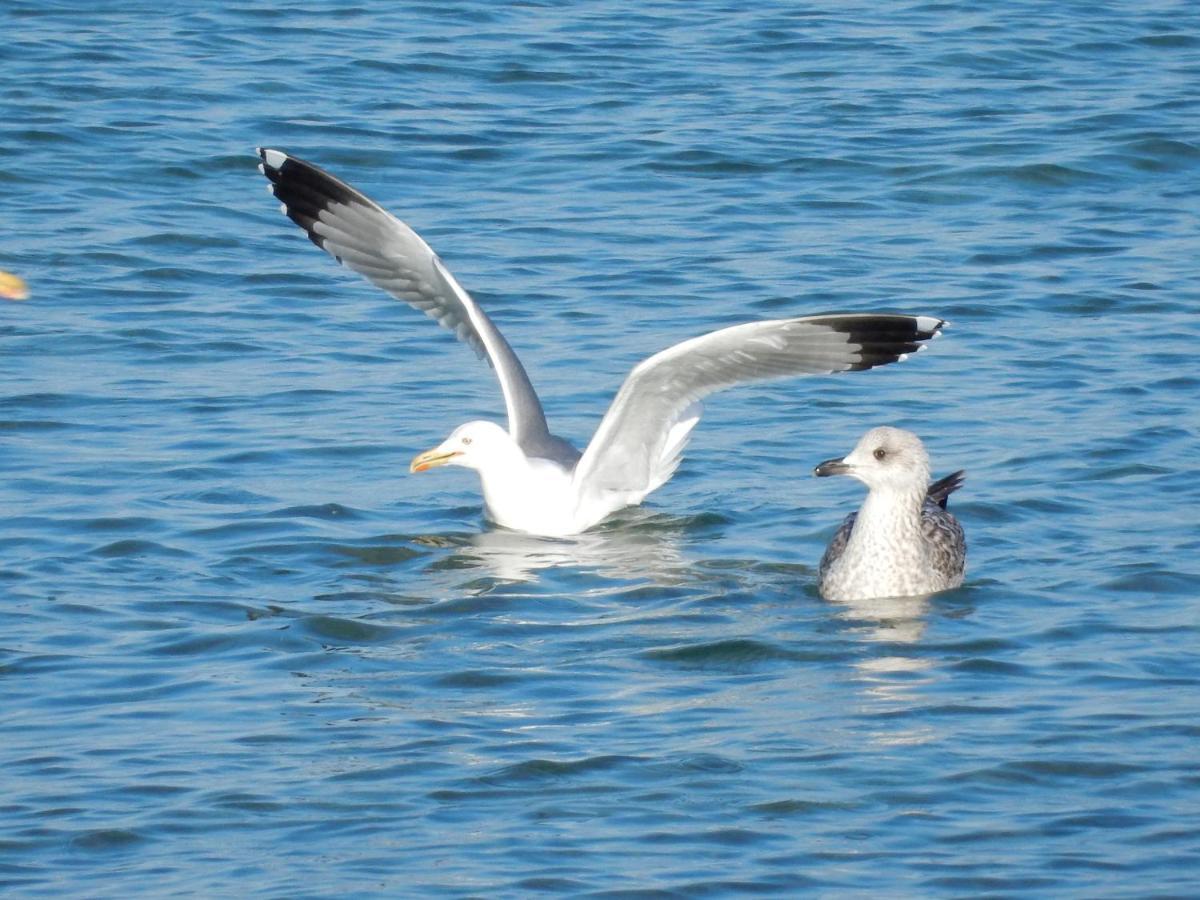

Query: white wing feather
[573,314,944,507]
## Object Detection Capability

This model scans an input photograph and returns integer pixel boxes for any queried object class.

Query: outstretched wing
[574,313,945,506]
[256,148,571,461]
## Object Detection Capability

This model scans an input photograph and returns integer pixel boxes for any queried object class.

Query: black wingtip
[816,313,946,372]
[256,148,367,256]
[927,469,966,509]
[256,148,367,209]
[256,147,286,180]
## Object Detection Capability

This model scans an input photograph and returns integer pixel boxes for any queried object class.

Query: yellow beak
[409,448,460,473]
[0,271,29,302]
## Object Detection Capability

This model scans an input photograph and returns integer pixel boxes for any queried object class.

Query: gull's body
[815,426,966,602]
[258,148,947,536]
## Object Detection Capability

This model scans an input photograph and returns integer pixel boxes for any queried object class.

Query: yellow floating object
[0,270,28,301]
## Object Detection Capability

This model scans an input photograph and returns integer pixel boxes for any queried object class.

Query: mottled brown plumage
[815,428,965,602]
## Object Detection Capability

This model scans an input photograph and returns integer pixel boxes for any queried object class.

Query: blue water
[3,1,1199,896]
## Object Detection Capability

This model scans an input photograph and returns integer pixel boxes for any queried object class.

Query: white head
[409,420,518,474]
[814,426,931,493]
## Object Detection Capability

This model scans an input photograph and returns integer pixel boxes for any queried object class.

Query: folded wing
[922,473,967,582]
[821,467,965,580]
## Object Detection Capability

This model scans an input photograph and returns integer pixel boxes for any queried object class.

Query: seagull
[257,148,947,536]
[814,426,966,602]
[0,270,28,301]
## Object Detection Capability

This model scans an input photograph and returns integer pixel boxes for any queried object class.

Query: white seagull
[815,426,966,601]
[257,148,947,536]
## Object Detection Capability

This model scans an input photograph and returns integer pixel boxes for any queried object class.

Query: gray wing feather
[257,148,573,462]
[921,497,966,583]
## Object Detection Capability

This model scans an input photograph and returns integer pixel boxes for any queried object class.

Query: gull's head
[410,421,514,474]
[814,426,931,492]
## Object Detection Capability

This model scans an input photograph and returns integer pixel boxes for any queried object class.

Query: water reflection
[833,592,932,645]
[426,510,697,584]
[833,592,939,747]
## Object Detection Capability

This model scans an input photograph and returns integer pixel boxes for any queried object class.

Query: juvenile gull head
[815,427,966,603]
[814,426,931,495]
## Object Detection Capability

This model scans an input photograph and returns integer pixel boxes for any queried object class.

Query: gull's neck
[474,440,534,510]
[845,483,928,566]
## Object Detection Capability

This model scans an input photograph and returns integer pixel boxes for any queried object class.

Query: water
[3,1,1198,895]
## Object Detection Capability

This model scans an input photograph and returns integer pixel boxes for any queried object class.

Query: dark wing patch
[818,511,857,582]
[921,502,966,583]
[926,469,965,510]
[812,314,946,372]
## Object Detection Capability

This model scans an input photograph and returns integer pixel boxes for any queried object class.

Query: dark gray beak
[814,457,852,478]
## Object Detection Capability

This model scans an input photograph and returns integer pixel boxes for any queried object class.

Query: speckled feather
[816,429,966,602]
[819,473,965,591]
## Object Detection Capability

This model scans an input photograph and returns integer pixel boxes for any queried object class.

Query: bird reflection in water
[424,509,698,585]
[830,590,940,748]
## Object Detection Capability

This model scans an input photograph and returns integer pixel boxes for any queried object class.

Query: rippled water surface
[3,1,1199,896]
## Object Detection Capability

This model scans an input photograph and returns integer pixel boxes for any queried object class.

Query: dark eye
[873,447,887,460]
[462,437,472,446]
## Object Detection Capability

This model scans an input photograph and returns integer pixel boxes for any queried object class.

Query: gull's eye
[462,437,473,446]
[873,447,887,461]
